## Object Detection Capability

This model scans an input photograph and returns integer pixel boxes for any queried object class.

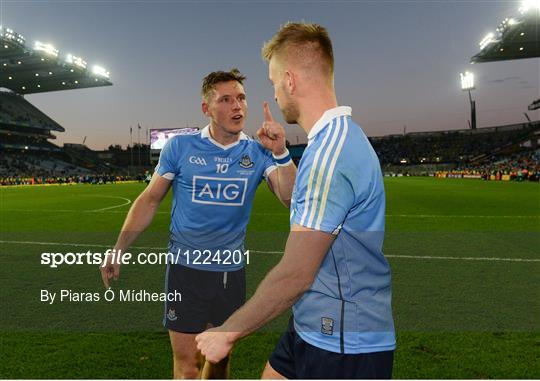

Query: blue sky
[2,1,539,149]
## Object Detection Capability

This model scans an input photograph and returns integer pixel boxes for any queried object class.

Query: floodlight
[33,41,59,57]
[0,26,25,45]
[459,72,477,129]
[519,0,540,13]
[479,33,496,50]
[65,53,87,69]
[460,72,475,91]
[92,65,110,79]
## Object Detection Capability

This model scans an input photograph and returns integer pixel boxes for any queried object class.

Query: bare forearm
[221,262,309,341]
[274,164,297,207]
[194,228,334,363]
[114,193,160,251]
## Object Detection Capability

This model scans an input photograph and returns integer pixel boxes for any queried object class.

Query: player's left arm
[258,101,296,208]
[195,224,333,363]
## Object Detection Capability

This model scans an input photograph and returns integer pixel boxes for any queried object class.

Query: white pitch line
[385,254,540,262]
[1,209,539,219]
[0,240,162,251]
[0,240,538,262]
[1,209,167,214]
[386,214,540,219]
[90,196,132,212]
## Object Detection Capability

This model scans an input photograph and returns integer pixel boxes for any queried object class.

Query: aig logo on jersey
[189,156,207,166]
[192,176,247,206]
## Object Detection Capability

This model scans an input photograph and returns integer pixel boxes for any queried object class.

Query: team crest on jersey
[239,155,254,169]
[167,308,177,321]
[321,317,334,335]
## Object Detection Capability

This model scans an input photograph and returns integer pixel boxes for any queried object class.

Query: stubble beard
[281,101,300,125]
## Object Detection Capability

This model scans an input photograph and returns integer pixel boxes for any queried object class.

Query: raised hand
[257,102,286,155]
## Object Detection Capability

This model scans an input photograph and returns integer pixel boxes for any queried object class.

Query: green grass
[0,177,539,378]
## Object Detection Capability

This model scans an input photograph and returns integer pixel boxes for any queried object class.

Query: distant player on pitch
[100,68,296,379]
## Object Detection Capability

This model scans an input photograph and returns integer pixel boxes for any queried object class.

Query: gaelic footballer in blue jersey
[196,24,395,379]
[100,68,297,379]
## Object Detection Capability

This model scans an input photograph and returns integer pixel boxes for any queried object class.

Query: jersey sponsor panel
[192,176,248,206]
[155,126,275,271]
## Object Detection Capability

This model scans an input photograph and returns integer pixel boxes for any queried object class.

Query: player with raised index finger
[100,68,296,379]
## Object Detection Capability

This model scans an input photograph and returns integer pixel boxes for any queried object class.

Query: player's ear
[202,100,210,117]
[285,70,296,95]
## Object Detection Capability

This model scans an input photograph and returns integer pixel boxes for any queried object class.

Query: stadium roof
[471,2,540,63]
[0,26,112,95]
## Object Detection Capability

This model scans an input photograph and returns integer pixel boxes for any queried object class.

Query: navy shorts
[163,264,245,333]
[269,318,394,379]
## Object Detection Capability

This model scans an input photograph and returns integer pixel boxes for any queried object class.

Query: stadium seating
[0,91,64,132]
[0,151,90,177]
[369,122,539,165]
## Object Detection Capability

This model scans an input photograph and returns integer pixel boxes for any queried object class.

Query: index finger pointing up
[263,101,274,122]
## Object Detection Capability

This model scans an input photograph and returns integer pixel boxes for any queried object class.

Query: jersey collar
[308,106,352,141]
[201,125,249,150]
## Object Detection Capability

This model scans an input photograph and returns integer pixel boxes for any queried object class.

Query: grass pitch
[0,177,539,378]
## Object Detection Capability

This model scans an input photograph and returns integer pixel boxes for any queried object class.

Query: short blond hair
[262,22,334,76]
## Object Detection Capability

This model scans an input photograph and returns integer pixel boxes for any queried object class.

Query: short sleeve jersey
[290,106,396,354]
[155,126,276,271]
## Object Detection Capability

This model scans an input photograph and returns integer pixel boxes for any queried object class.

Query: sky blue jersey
[290,107,396,354]
[155,126,276,271]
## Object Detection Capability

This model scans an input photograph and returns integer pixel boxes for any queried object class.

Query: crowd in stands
[0,152,89,177]
[439,149,540,182]
[0,174,134,186]
[0,150,141,186]
[2,119,539,185]
[370,123,538,165]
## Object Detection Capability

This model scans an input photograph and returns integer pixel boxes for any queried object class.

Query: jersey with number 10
[155,126,276,271]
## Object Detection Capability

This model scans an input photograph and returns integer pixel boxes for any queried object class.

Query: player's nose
[232,98,245,110]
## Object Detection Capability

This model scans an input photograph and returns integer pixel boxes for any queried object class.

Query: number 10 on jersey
[216,163,229,173]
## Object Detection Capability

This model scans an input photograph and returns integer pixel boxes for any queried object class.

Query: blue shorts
[163,264,245,333]
[269,318,394,379]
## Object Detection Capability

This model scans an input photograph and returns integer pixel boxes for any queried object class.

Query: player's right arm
[100,172,171,288]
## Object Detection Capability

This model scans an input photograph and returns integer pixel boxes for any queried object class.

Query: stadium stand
[0,90,63,132]
[0,26,124,185]
[0,151,90,176]
[285,121,540,181]
[369,121,539,166]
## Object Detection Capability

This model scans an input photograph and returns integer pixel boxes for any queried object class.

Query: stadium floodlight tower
[460,71,477,130]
